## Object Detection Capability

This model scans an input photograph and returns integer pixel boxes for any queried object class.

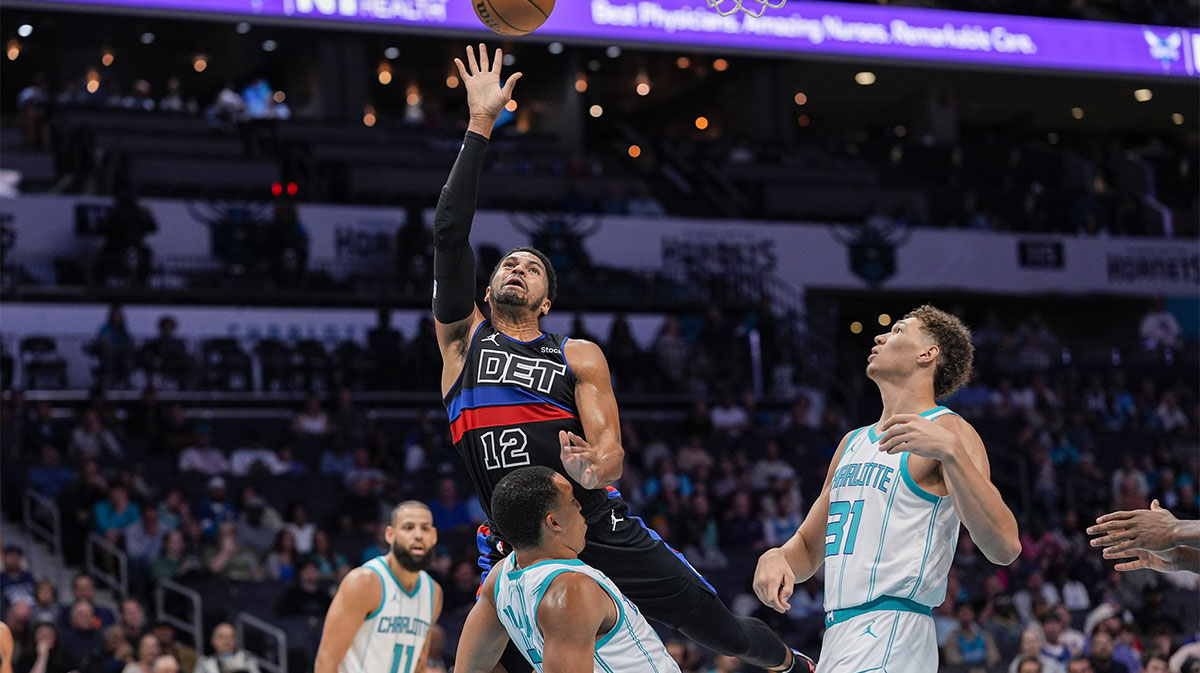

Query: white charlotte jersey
[823,406,962,612]
[339,557,435,673]
[493,554,681,673]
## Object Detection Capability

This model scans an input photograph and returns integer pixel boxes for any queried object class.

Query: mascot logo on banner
[830,217,912,288]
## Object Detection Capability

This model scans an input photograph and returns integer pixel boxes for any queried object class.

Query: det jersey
[492,555,681,673]
[823,406,962,612]
[339,557,435,673]
[444,321,608,522]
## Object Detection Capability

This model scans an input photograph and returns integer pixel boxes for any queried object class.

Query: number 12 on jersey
[825,499,864,557]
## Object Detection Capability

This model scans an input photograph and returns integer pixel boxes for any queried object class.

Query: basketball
[473,0,555,36]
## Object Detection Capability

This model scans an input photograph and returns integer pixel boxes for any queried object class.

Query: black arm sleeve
[432,130,489,323]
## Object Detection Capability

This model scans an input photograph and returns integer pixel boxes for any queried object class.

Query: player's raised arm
[560,340,624,489]
[878,414,1020,565]
[433,43,522,392]
[753,430,852,613]
[454,571,512,673]
[313,568,383,673]
[537,573,619,673]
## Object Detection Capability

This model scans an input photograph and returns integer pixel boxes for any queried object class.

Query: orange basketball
[473,0,555,36]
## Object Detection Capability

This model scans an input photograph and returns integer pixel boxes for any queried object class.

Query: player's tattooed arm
[753,431,852,613]
[538,574,619,673]
[562,339,624,489]
[454,570,511,673]
[314,568,384,673]
[414,581,444,673]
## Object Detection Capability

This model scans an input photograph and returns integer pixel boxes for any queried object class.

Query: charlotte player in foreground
[314,502,442,673]
[754,305,1021,673]
[433,44,813,673]
[457,466,681,673]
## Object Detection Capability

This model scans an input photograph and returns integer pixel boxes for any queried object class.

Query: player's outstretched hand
[560,430,600,490]
[752,548,795,613]
[1088,499,1181,555]
[453,43,522,123]
[1107,547,1185,573]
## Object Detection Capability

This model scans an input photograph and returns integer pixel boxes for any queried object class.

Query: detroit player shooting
[457,467,681,673]
[753,305,1021,673]
[314,502,442,673]
[432,43,812,673]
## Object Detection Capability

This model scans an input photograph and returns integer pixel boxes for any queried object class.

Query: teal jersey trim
[866,472,901,601]
[899,453,942,505]
[867,405,950,443]
[907,498,942,600]
[532,569,626,652]
[824,595,933,629]
[507,558,586,580]
[835,426,869,470]
[375,555,422,597]
[364,564,387,620]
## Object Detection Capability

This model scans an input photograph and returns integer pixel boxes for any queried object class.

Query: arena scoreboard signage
[23,0,1200,79]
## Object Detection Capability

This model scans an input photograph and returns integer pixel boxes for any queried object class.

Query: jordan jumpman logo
[862,621,878,638]
[610,510,624,531]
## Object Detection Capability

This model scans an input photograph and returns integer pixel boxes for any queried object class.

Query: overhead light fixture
[140,32,155,44]
[574,75,587,93]
[855,71,876,85]
[236,22,251,34]
[676,56,690,69]
[548,42,563,54]
[1133,88,1152,102]
[505,99,518,111]
[713,58,728,71]
[101,49,114,66]
[384,47,400,60]
[1071,107,1084,119]
[589,104,603,118]
[1171,113,1184,125]
[695,116,709,130]
[793,92,807,105]
[627,144,641,158]
[262,39,277,52]
[192,55,207,72]
[17,24,33,38]
[606,45,621,58]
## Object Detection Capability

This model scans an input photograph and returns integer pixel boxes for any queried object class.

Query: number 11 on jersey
[825,499,864,557]
[390,644,415,673]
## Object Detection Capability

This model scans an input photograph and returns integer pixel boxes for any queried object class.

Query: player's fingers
[501,72,523,97]
[466,45,479,74]
[492,48,503,73]
[454,59,468,80]
[1095,510,1136,524]
[558,429,569,446]
[478,43,490,72]
[1112,560,1141,572]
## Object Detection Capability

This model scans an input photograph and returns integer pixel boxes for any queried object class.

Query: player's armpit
[314,567,383,673]
[564,339,624,486]
[454,572,511,673]
[538,574,616,673]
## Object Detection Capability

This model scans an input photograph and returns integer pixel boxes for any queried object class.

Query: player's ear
[918,343,939,364]
[483,286,492,305]
[384,525,395,546]
[540,298,551,318]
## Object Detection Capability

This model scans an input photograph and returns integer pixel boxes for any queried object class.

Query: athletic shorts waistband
[824,595,932,629]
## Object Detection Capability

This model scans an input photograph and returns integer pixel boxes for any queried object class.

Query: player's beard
[391,542,432,572]
[492,285,540,315]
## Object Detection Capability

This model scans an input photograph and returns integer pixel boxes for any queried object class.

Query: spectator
[1068,656,1095,673]
[1,545,35,614]
[151,655,178,673]
[124,508,166,566]
[78,626,134,673]
[1042,612,1080,668]
[719,492,763,550]
[749,440,797,491]
[159,404,194,454]
[177,427,229,477]
[284,503,316,554]
[204,522,262,582]
[59,601,104,662]
[332,387,369,447]
[70,409,124,461]
[1088,629,1130,673]
[291,395,331,436]
[274,560,330,618]
[308,530,348,581]
[69,574,116,628]
[229,432,277,476]
[269,444,307,476]
[675,434,714,476]
[121,633,160,673]
[193,623,260,673]
[626,183,667,217]
[15,618,76,673]
[944,602,1001,671]
[17,72,50,149]
[157,77,195,114]
[150,531,200,584]
[318,440,355,476]
[118,599,147,651]
[93,305,138,387]
[4,600,30,654]
[710,391,750,438]
[151,622,194,673]
[1009,627,1066,673]
[94,485,142,542]
[426,478,472,531]
[28,445,75,499]
[1142,655,1168,673]
[204,82,247,133]
[264,530,300,582]
[28,580,59,626]
[141,316,193,389]
[235,496,280,554]
[156,490,188,532]
[22,401,62,455]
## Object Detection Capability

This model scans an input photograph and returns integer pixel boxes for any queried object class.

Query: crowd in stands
[2,300,1197,673]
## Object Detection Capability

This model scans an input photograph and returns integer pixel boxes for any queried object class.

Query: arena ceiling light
[605,46,620,58]
[17,24,33,37]
[262,39,278,52]
[236,21,251,34]
[793,92,807,105]
[1133,88,1152,102]
[384,46,399,60]
[139,32,155,44]
[855,71,877,86]
[589,104,603,118]
[1172,113,1184,125]
[1071,107,1084,119]
[548,42,564,54]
